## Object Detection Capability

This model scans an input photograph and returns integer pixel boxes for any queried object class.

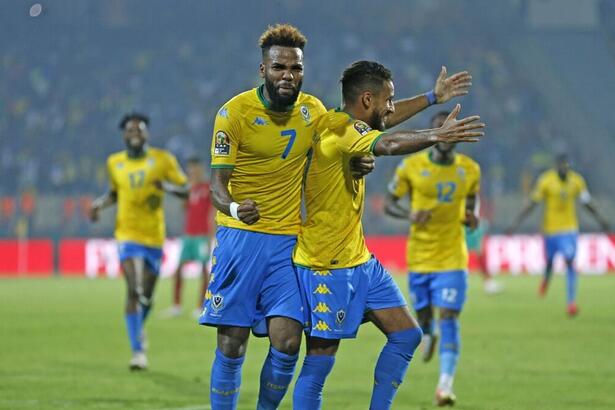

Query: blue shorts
[409,270,468,312]
[296,257,406,340]
[198,227,303,332]
[118,242,163,275]
[545,232,577,262]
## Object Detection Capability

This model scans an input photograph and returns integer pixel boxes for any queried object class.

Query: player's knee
[271,332,302,355]
[439,308,459,320]
[387,327,423,357]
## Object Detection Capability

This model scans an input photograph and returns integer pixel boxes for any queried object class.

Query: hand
[237,199,259,225]
[350,155,376,179]
[153,180,163,190]
[464,210,479,230]
[434,66,472,104]
[89,206,100,223]
[436,104,485,143]
[411,210,432,226]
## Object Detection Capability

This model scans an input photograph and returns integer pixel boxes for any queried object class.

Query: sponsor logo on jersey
[314,283,332,295]
[300,105,311,123]
[218,107,229,119]
[252,116,268,126]
[116,162,125,169]
[313,270,332,276]
[313,320,332,332]
[456,167,466,180]
[313,302,331,313]
[335,309,346,325]
[214,131,231,156]
[421,169,431,177]
[353,121,372,136]
[211,293,224,311]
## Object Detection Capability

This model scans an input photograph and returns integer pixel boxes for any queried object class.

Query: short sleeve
[530,175,546,202]
[211,103,241,168]
[336,120,385,156]
[388,159,411,198]
[467,163,481,195]
[107,157,118,192]
[164,152,188,185]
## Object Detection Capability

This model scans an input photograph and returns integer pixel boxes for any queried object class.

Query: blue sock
[439,319,460,379]
[369,328,422,410]
[293,355,335,410]
[257,346,298,410]
[210,349,244,410]
[124,312,143,352]
[566,262,577,304]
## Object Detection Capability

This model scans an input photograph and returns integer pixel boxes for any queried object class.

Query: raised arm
[210,167,259,225]
[507,200,538,234]
[373,104,484,156]
[464,194,479,230]
[385,67,472,129]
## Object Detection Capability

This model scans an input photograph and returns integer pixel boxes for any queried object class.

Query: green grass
[1,274,615,410]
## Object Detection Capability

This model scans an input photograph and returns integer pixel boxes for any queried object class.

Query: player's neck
[126,145,147,159]
[430,149,455,165]
[259,84,294,112]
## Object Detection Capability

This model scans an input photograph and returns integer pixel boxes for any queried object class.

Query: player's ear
[259,63,265,79]
[361,91,372,110]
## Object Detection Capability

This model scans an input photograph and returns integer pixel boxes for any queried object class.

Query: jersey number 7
[280,129,296,159]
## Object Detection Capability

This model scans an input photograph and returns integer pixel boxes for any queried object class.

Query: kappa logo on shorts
[205,289,213,300]
[313,320,331,332]
[313,302,331,313]
[335,309,346,325]
[314,284,332,295]
[214,131,231,156]
[211,293,224,311]
[313,270,332,276]
[353,121,372,136]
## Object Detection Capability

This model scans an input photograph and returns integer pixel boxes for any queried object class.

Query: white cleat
[484,278,504,295]
[160,305,183,318]
[421,334,438,362]
[129,352,148,371]
[434,388,457,407]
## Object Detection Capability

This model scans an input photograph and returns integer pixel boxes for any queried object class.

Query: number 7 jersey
[389,151,481,273]
[211,86,327,235]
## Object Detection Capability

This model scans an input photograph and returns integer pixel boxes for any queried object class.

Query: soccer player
[90,113,188,370]
[385,110,482,406]
[507,153,610,316]
[292,61,484,410]
[163,157,215,319]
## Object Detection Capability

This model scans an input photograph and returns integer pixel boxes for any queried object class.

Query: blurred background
[1,0,614,241]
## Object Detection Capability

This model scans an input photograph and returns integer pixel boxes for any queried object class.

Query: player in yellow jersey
[508,153,610,316]
[385,110,481,406]
[90,113,188,370]
[292,61,484,410]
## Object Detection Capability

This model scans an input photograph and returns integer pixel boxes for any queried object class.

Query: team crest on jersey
[214,131,231,156]
[335,309,346,325]
[300,105,311,123]
[218,107,229,119]
[353,121,372,136]
[211,293,224,311]
[253,116,268,126]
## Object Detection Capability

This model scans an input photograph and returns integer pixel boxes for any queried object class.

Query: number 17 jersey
[211,85,327,235]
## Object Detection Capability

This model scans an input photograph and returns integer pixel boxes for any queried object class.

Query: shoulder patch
[353,121,372,136]
[214,131,231,156]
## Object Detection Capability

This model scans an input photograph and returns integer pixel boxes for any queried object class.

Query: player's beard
[125,137,146,158]
[369,110,387,131]
[264,77,302,110]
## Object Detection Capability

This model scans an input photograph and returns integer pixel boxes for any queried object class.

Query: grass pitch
[1,274,614,410]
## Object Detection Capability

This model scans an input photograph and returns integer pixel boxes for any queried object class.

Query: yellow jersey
[211,86,327,235]
[293,110,385,269]
[531,169,588,235]
[389,151,480,273]
[107,147,187,248]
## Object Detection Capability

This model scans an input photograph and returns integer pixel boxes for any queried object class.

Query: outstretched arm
[89,191,117,222]
[373,104,484,156]
[210,168,259,225]
[464,194,479,230]
[385,67,472,129]
[157,181,190,199]
[507,200,538,234]
[583,201,610,232]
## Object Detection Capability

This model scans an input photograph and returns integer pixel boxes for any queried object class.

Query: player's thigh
[431,270,468,312]
[200,228,271,327]
[366,306,419,335]
[305,336,340,356]
[408,272,433,311]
